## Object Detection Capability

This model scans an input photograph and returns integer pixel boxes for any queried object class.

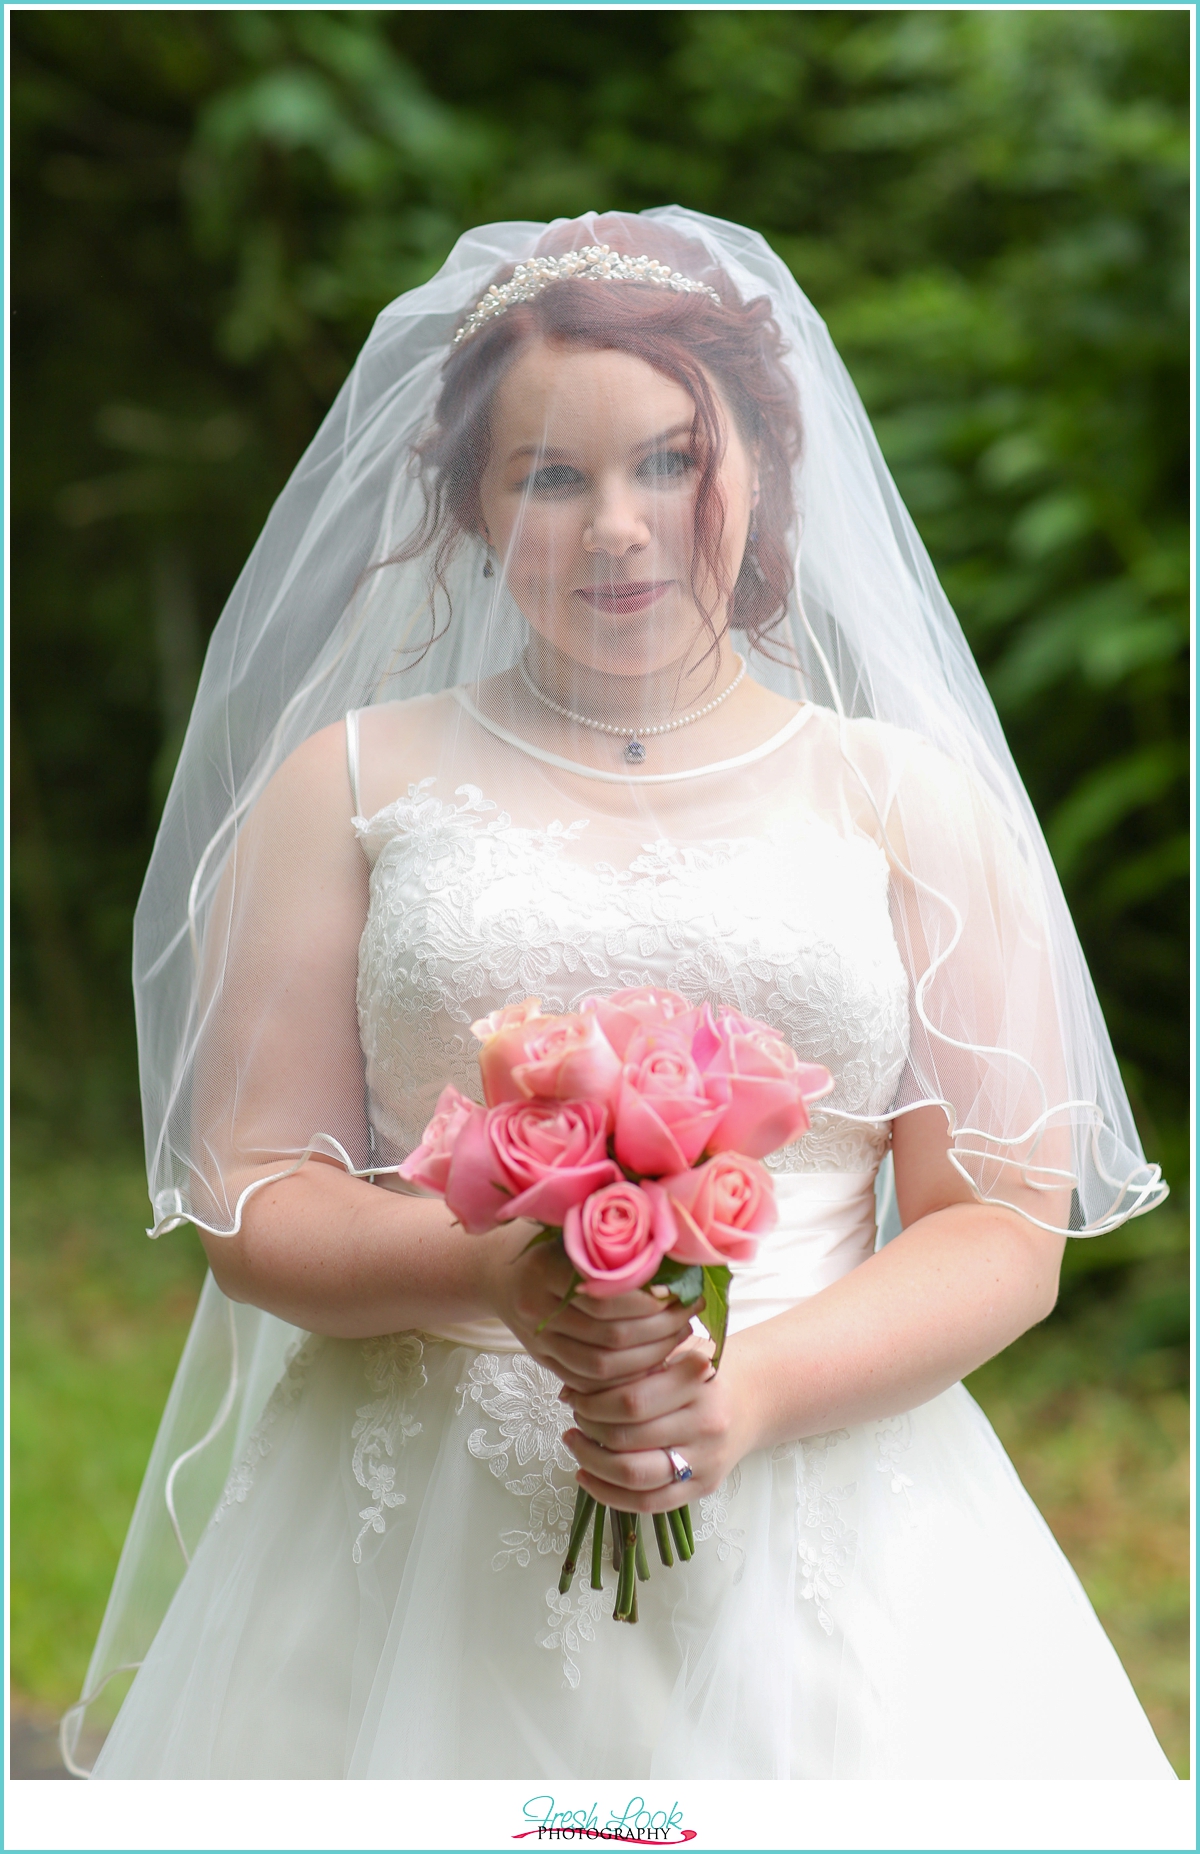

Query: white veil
[63,206,1165,1770]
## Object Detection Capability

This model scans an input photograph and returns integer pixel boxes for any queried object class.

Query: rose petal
[443,1108,515,1233]
[397,1082,476,1194]
[613,1080,690,1176]
[705,1079,813,1159]
[658,1194,729,1266]
[470,997,543,1043]
[501,1160,623,1227]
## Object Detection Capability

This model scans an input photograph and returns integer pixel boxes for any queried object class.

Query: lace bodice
[355,776,909,1175]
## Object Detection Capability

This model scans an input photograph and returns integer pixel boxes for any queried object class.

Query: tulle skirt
[90,1325,1173,1779]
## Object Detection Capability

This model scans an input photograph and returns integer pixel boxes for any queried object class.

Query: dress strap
[345,710,362,817]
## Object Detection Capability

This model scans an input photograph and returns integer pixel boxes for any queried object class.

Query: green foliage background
[13,8,1189,1163]
[10,9,1190,1767]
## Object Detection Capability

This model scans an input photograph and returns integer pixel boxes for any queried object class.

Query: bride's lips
[574,581,672,615]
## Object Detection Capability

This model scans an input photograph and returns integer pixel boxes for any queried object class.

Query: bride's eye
[638,449,695,481]
[522,462,586,495]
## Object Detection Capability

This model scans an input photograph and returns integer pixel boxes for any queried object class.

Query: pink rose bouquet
[399,987,832,1623]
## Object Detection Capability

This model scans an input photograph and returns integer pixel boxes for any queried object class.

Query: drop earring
[482,556,494,579]
[747,509,764,583]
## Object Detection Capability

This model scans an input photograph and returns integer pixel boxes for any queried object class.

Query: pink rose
[658,1153,777,1266]
[563,1179,675,1297]
[613,1035,725,1176]
[470,998,549,1106]
[471,999,621,1110]
[397,1084,476,1195]
[692,1007,833,1159]
[581,987,698,1060]
[444,1098,619,1234]
[513,1013,623,1108]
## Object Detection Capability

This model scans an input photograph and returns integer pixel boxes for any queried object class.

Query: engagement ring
[665,1447,693,1484]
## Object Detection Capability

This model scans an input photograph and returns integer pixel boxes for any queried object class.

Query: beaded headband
[452,243,723,346]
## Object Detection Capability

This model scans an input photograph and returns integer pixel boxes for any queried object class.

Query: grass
[968,1331,1190,1777]
[9,1141,1191,1776]
[9,1143,205,1709]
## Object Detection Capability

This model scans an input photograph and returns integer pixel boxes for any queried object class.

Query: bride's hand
[561,1336,758,1509]
[484,1226,694,1391]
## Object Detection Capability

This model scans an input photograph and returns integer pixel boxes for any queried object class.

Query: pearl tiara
[452,244,723,346]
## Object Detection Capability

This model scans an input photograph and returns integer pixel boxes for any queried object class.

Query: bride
[67,209,1173,1779]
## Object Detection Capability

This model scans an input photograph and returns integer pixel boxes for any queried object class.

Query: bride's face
[476,338,756,677]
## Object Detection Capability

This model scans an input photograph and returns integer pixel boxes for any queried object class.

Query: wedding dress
[89,695,1173,1780]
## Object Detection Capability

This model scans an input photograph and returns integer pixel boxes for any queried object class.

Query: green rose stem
[590,1503,607,1591]
[681,1503,695,1555]
[610,1506,623,1573]
[634,1515,650,1582]
[667,1506,692,1562]
[621,1513,640,1624]
[613,1515,635,1620]
[652,1510,675,1567]
[558,1489,597,1594]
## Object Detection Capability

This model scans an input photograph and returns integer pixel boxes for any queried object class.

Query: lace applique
[693,1464,745,1576]
[766,1110,892,1177]
[350,1333,427,1564]
[355,778,498,872]
[356,780,911,1172]
[541,1581,611,1691]
[214,1334,323,1522]
[874,1412,916,1510]
[794,1430,858,1636]
[457,1352,575,1480]
[457,1353,578,1566]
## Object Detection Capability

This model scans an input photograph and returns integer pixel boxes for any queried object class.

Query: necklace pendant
[623,738,646,765]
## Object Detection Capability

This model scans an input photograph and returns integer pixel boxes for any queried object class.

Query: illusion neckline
[450,686,813,785]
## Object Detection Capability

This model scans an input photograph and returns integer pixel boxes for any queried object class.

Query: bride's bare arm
[202,1164,522,1337]
[564,1103,1068,1510]
[200,1163,692,1386]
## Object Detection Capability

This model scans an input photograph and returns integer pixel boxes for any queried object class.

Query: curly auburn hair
[388,217,804,668]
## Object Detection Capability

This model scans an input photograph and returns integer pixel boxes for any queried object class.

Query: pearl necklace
[518,654,748,764]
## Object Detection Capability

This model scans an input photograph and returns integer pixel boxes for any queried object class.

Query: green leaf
[520,1223,562,1253]
[1009,489,1095,563]
[1096,833,1189,911]
[1046,744,1187,879]
[696,1266,732,1368]
[1081,616,1185,687]
[654,1259,704,1306]
[988,580,1150,710]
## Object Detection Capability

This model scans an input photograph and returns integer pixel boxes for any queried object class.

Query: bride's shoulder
[352,690,462,812]
[799,705,1013,851]
[255,690,460,830]
[804,704,972,781]
[800,703,942,782]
